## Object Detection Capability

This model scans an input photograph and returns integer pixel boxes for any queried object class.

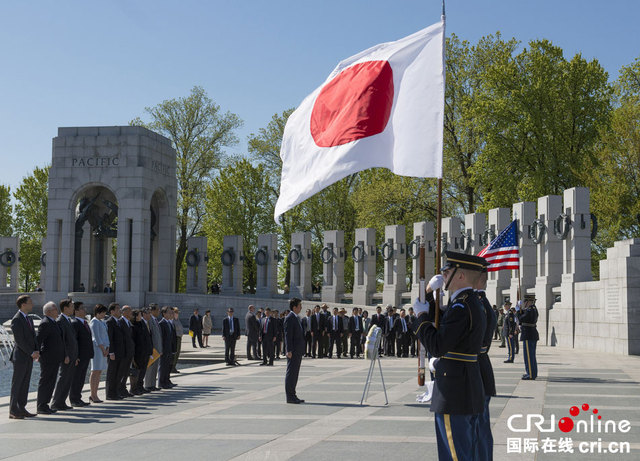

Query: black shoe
[106,395,123,401]
[295,398,305,403]
[151,387,161,391]
[37,406,56,415]
[51,405,72,411]
[23,410,37,417]
[287,398,301,404]
[499,345,506,348]
[143,387,154,393]
[268,363,274,366]
[9,413,24,419]
[521,375,531,380]
[260,363,267,366]
[70,400,89,407]
[503,360,514,363]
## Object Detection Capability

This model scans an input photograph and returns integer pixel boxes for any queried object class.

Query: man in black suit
[407,307,418,357]
[105,303,125,400]
[395,308,410,358]
[158,306,177,388]
[259,308,276,366]
[9,295,39,419]
[118,306,135,398]
[310,305,321,358]
[384,305,397,357]
[189,308,203,348]
[320,304,331,357]
[132,308,154,395]
[348,307,363,358]
[51,298,79,411]
[36,301,64,414]
[284,298,305,404]
[328,307,343,358]
[244,305,260,360]
[371,306,385,356]
[301,308,312,357]
[69,301,94,407]
[222,308,240,366]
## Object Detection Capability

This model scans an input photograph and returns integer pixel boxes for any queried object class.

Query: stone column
[289,231,312,299]
[78,221,90,291]
[534,195,563,345]
[186,236,208,294]
[510,201,536,302]
[560,187,592,347]
[411,221,435,301]
[441,217,462,267]
[353,228,376,306]
[321,230,345,303]
[115,209,151,307]
[0,237,19,292]
[464,212,486,256]
[221,235,243,296]
[382,225,406,307]
[485,208,511,307]
[255,233,278,298]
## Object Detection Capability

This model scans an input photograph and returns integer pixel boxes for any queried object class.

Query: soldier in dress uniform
[502,302,516,363]
[517,294,539,380]
[474,269,497,460]
[413,251,488,461]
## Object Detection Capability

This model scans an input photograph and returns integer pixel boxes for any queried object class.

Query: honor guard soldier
[517,294,539,380]
[413,251,488,461]
[502,302,516,363]
[474,269,496,460]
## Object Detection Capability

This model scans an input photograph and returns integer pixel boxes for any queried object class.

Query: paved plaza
[1,337,639,460]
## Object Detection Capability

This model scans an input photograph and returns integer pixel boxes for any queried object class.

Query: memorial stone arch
[45,126,177,306]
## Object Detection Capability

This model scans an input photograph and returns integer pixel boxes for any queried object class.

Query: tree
[13,166,49,291]
[0,185,11,236]
[132,86,243,291]
[475,40,612,210]
[589,57,640,263]
[443,33,518,215]
[202,158,277,292]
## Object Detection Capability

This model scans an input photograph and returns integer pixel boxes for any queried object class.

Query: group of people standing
[8,296,181,419]
[498,298,539,380]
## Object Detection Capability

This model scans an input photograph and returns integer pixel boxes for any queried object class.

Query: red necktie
[84,320,91,333]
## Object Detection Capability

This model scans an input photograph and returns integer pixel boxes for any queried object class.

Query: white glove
[413,298,430,315]
[515,301,521,312]
[428,274,444,292]
[429,357,439,373]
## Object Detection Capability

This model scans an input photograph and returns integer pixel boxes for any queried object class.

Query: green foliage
[13,166,49,291]
[132,86,243,291]
[203,158,277,292]
[475,40,612,210]
[0,185,11,236]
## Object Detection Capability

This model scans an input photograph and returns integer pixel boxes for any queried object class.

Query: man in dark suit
[394,308,410,358]
[189,308,203,348]
[106,303,125,400]
[328,307,343,358]
[118,305,135,398]
[132,308,154,395]
[384,305,397,357]
[158,306,177,388]
[301,308,312,357]
[320,304,331,357]
[9,295,39,419]
[348,307,363,358]
[284,298,305,404]
[222,308,241,366]
[244,305,260,360]
[407,307,418,357]
[69,301,94,407]
[51,298,79,411]
[36,301,64,414]
[310,305,321,358]
[371,306,385,356]
[259,308,276,366]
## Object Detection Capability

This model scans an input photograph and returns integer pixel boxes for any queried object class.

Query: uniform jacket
[517,306,539,341]
[415,288,486,415]
[478,291,496,397]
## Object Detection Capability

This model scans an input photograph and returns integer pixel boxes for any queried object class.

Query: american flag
[477,220,519,272]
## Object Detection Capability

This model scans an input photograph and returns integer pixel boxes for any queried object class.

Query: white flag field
[274,19,445,222]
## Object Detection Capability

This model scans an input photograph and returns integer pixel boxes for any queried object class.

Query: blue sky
[1,0,638,193]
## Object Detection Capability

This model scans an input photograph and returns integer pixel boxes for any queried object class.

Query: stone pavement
[1,338,639,461]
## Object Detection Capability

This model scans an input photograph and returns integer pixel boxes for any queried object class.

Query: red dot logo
[593,408,598,414]
[582,403,590,411]
[311,60,394,147]
[559,417,574,433]
[569,406,580,417]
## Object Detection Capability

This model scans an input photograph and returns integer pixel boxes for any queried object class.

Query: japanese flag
[275,20,445,222]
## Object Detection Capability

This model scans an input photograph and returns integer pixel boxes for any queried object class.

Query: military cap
[524,294,536,301]
[440,251,488,272]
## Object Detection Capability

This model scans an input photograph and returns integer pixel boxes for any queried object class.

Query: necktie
[356,316,359,331]
[84,320,90,333]
[25,315,33,330]
[333,316,337,330]
[402,318,407,332]
[229,318,234,333]
[264,318,268,333]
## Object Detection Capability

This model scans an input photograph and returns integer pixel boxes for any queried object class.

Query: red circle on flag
[310,60,393,147]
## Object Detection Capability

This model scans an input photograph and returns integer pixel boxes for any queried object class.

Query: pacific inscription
[72,156,120,167]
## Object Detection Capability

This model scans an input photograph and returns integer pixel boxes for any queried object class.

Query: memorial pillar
[464,212,486,256]
[289,231,312,299]
[382,225,406,307]
[321,230,345,303]
[221,235,243,295]
[186,236,208,294]
[352,228,376,306]
[410,221,435,301]
[511,201,536,303]
[255,233,278,298]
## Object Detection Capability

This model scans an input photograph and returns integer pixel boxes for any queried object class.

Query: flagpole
[434,0,445,330]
